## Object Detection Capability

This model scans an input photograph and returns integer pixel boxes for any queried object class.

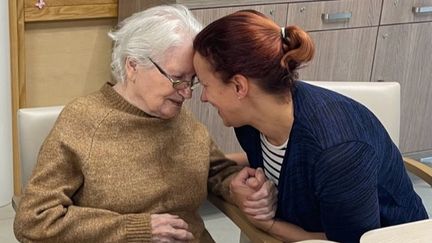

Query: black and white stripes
[260,133,288,186]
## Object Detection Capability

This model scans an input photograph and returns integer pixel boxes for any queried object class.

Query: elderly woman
[13,5,263,243]
[193,10,428,242]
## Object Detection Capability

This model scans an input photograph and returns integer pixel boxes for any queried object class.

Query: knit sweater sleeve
[314,141,380,242]
[207,139,242,203]
[14,103,152,243]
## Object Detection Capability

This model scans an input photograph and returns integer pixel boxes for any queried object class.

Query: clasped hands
[229,167,278,231]
[149,167,277,242]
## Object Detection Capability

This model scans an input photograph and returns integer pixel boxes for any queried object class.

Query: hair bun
[280,25,315,71]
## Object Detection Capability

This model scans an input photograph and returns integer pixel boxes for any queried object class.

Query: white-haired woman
[14,5,275,242]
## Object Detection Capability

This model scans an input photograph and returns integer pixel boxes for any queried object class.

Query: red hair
[194,10,314,95]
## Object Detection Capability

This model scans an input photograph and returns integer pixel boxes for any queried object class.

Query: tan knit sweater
[14,83,240,243]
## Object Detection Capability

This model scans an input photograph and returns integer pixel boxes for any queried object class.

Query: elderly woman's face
[122,43,195,119]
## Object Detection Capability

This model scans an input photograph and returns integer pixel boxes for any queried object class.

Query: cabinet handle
[413,6,432,15]
[321,12,352,23]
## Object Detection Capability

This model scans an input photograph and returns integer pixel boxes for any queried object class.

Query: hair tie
[281,27,290,44]
[281,27,286,39]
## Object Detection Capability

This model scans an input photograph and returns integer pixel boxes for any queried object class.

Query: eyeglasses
[148,58,200,90]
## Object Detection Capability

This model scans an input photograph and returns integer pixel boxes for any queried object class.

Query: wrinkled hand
[230,167,278,221]
[244,168,278,220]
[151,213,194,243]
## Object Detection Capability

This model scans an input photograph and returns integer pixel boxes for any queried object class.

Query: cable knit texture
[14,83,240,243]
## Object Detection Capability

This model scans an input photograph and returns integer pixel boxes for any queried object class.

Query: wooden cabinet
[118,0,432,154]
[290,0,380,82]
[381,0,432,25]
[286,0,380,31]
[372,1,432,153]
[300,27,377,81]
[191,4,288,26]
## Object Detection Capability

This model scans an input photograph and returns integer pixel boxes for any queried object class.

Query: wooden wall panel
[25,0,117,7]
[25,19,116,107]
[24,0,118,22]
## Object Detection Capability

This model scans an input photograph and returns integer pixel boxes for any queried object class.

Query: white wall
[0,1,13,206]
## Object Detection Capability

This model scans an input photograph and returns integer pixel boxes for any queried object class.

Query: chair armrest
[12,195,20,211]
[207,193,282,243]
[403,157,432,187]
[360,219,432,242]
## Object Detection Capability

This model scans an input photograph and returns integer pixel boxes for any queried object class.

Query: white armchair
[12,106,63,209]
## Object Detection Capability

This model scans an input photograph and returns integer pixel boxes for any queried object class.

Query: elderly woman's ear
[125,57,138,83]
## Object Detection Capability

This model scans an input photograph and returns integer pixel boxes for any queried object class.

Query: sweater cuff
[221,173,239,205]
[126,214,151,242]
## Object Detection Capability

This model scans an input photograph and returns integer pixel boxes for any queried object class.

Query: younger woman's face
[193,52,243,127]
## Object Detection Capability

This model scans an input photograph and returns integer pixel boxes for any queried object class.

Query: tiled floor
[0,203,18,243]
[200,200,241,242]
[0,200,240,243]
[409,172,432,218]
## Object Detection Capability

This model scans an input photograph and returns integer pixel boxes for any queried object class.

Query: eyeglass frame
[148,58,200,90]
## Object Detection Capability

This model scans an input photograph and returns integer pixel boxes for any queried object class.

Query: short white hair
[108,4,202,83]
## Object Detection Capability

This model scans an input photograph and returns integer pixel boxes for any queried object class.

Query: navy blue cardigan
[235,81,428,242]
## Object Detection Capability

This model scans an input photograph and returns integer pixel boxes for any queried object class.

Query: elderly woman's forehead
[163,42,194,59]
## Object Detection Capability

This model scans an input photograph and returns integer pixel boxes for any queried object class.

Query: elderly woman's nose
[178,87,192,99]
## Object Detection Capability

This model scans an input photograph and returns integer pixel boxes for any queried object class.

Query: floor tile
[0,218,18,243]
[409,173,432,217]
[200,200,240,243]
[0,203,15,220]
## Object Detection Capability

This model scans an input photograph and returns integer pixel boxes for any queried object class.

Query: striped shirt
[260,133,288,186]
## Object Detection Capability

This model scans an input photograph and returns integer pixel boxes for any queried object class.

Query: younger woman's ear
[231,74,249,99]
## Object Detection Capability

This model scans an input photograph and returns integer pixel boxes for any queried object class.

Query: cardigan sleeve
[14,106,152,243]
[207,139,242,203]
[314,141,380,242]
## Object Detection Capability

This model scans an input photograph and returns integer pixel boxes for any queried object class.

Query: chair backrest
[305,81,400,147]
[18,106,64,189]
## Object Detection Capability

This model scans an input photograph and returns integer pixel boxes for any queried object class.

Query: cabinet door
[372,22,432,153]
[191,4,288,26]
[381,0,432,25]
[287,0,381,31]
[299,27,377,81]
